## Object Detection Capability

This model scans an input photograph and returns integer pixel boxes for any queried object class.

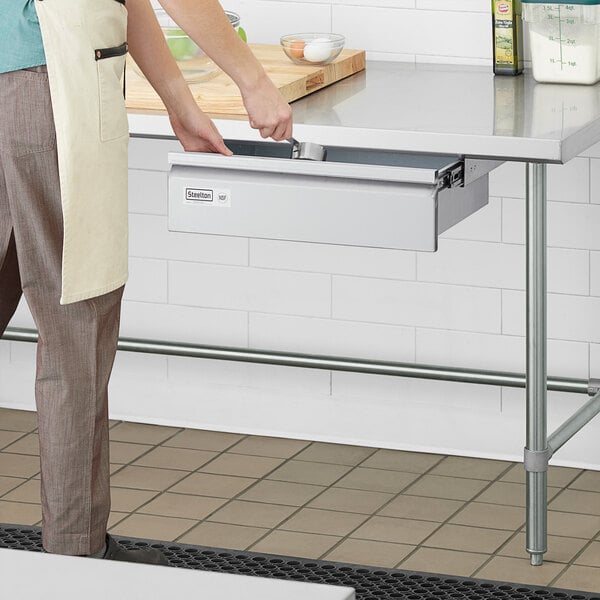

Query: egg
[289,39,306,59]
[303,37,334,63]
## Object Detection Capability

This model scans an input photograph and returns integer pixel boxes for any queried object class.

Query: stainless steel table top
[128,61,600,163]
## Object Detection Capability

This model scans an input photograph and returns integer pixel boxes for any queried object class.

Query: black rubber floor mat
[1,524,597,599]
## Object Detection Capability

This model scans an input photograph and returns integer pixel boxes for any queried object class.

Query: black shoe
[102,534,169,565]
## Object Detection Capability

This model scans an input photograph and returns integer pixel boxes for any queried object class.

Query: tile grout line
[110,427,254,532]
[547,469,600,587]
[315,454,451,563]
[240,445,392,556]
[169,438,333,545]
[205,442,379,548]
[469,466,586,582]
[399,462,518,576]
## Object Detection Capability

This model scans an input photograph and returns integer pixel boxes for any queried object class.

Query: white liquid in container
[523,3,600,85]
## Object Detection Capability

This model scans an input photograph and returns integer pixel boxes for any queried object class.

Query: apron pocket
[95,42,129,142]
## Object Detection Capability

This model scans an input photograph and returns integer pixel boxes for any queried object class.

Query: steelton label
[184,187,231,207]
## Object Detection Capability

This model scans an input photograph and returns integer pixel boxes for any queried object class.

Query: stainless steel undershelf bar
[548,391,600,456]
[2,326,590,394]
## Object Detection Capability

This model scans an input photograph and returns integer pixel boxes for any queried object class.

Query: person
[0,0,292,564]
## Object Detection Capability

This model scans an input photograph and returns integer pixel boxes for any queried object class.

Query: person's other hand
[242,74,293,141]
[169,104,232,155]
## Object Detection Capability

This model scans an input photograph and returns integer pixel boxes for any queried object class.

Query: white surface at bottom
[0,548,355,600]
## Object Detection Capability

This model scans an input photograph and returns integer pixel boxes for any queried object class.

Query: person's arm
[157,0,293,141]
[126,0,232,154]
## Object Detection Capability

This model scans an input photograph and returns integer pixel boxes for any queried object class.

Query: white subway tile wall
[2,1,600,465]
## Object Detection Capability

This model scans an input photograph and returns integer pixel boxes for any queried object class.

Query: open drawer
[168,140,490,252]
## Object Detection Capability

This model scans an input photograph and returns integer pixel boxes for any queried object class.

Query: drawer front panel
[168,146,489,252]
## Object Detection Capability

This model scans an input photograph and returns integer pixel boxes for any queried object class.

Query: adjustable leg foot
[529,553,544,566]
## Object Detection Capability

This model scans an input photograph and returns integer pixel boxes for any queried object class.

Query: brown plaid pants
[0,66,123,555]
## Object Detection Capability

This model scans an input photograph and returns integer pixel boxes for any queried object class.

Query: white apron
[36,0,129,304]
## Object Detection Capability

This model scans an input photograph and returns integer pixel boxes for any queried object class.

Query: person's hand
[242,73,293,141]
[168,103,233,155]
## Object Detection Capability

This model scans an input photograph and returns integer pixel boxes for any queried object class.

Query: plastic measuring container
[522,0,600,84]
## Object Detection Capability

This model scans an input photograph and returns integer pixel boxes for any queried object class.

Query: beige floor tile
[324,538,414,568]
[107,512,129,529]
[164,429,244,452]
[178,521,268,550]
[499,532,587,564]
[423,524,512,554]
[133,446,217,471]
[110,465,188,491]
[111,513,196,541]
[334,467,419,494]
[110,464,124,475]
[293,442,375,466]
[575,541,600,568]
[0,430,23,451]
[109,420,121,429]
[351,515,438,545]
[0,500,42,524]
[0,408,37,433]
[200,453,283,478]
[280,508,369,536]
[399,547,489,577]
[267,460,351,486]
[208,500,295,528]
[3,433,39,456]
[109,487,159,512]
[550,489,600,516]
[139,492,227,520]
[477,481,560,508]
[429,456,513,481]
[477,481,524,507]
[0,453,39,478]
[379,495,464,522]
[109,422,181,445]
[169,472,256,498]
[404,475,489,501]
[228,436,310,458]
[501,464,581,488]
[449,502,525,531]
[547,510,600,539]
[3,479,40,504]
[308,487,393,514]
[250,530,340,559]
[570,471,600,494]
[553,565,600,593]
[240,480,325,506]
[361,449,443,473]
[109,441,152,464]
[0,476,26,496]
[474,556,564,587]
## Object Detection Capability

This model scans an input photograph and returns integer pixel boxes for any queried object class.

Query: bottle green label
[493,0,523,74]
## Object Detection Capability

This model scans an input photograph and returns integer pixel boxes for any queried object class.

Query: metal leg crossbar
[1,163,598,565]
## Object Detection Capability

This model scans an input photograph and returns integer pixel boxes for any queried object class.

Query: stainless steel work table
[130,62,600,566]
[8,62,600,567]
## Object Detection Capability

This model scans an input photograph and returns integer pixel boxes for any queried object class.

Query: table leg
[526,162,548,566]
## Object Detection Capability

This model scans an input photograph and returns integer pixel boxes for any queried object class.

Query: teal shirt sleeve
[0,0,46,74]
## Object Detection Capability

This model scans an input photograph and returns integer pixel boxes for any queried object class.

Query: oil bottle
[492,0,524,75]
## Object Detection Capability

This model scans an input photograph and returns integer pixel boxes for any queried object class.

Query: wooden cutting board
[125,44,366,117]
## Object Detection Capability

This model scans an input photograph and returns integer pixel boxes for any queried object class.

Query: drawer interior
[224,139,460,172]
